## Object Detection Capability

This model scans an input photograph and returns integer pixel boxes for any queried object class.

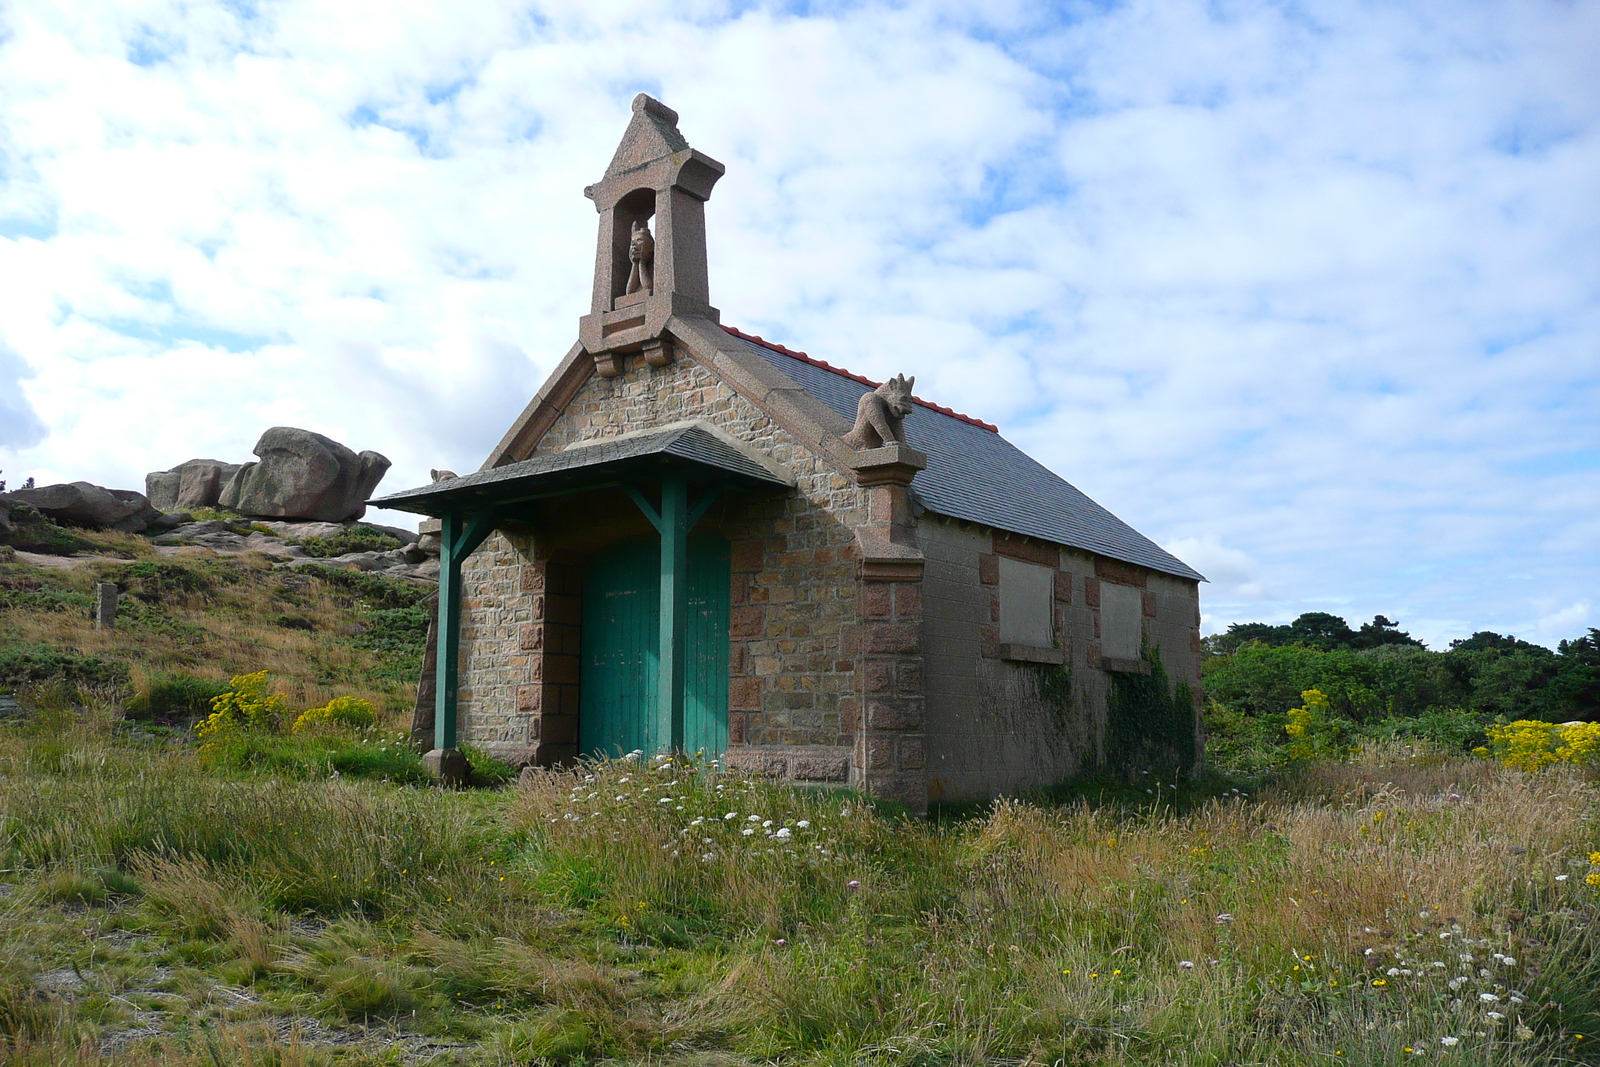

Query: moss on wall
[1105,643,1197,779]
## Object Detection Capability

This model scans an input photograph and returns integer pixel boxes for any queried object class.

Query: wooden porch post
[626,478,721,754]
[658,476,689,751]
[424,507,501,784]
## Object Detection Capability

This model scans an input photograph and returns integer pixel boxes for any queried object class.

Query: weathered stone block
[865,623,918,654]
[866,700,921,732]
[729,676,762,710]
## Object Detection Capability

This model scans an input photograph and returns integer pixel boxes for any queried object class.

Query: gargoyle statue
[625,220,654,295]
[843,374,915,450]
[429,469,458,483]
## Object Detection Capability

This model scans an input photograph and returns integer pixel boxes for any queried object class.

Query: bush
[195,671,286,739]
[303,564,429,610]
[117,560,212,603]
[1482,719,1600,770]
[0,644,129,691]
[292,695,377,733]
[125,671,232,721]
[296,526,402,558]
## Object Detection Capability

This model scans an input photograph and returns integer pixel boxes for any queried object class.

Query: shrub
[292,695,377,733]
[117,560,211,603]
[195,671,286,739]
[303,564,429,610]
[296,526,402,558]
[1481,719,1600,770]
[1284,688,1354,761]
[0,644,129,691]
[125,671,232,721]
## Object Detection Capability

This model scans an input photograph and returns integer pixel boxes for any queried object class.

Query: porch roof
[371,422,791,517]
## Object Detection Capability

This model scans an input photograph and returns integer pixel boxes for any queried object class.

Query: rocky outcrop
[218,428,391,523]
[146,459,244,512]
[6,482,160,532]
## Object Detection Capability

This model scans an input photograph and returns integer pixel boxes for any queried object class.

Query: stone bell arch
[577,94,726,378]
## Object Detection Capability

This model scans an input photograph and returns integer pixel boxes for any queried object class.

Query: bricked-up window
[1100,582,1143,661]
[998,557,1053,647]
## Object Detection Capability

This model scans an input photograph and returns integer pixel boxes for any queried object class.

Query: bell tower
[577,94,725,377]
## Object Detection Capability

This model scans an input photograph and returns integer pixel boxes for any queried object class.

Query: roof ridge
[721,325,999,433]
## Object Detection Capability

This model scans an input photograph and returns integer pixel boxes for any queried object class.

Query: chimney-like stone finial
[578,95,726,376]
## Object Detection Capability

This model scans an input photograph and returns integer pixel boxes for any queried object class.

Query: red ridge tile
[720,325,999,433]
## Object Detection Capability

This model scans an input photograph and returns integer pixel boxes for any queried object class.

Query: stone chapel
[375,95,1206,812]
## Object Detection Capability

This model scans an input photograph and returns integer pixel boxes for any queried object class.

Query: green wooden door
[579,534,730,758]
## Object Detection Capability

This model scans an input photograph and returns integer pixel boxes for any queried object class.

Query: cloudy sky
[1,0,1596,648]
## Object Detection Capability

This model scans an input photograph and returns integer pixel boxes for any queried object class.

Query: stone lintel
[1102,656,1152,675]
[1000,643,1065,665]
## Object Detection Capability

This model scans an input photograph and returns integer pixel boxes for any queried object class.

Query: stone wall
[457,348,873,783]
[921,515,1203,801]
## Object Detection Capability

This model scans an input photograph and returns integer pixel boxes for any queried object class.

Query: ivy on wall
[1105,643,1198,779]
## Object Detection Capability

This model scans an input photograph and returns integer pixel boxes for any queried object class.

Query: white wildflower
[747,814,762,822]
[1478,993,1499,1003]
[701,837,712,844]
[1214,913,1235,924]
[1178,960,1195,970]
[774,827,792,840]
[1440,1036,1459,1047]
[762,819,773,828]
[1448,977,1467,991]
[1556,874,1569,882]
[724,812,739,820]
[1439,931,1453,940]
[741,827,755,836]
[619,776,631,783]
[1486,1012,1504,1022]
[1500,956,1516,967]
[657,797,672,804]
[797,819,811,829]
[1459,954,1474,963]
[1388,967,1402,977]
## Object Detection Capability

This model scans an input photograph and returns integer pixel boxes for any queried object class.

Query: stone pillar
[857,574,925,812]
[847,443,929,813]
[93,583,117,631]
[517,557,584,766]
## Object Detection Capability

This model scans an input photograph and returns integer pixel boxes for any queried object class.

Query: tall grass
[0,704,1595,1065]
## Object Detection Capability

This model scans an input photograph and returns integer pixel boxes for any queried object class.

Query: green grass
[0,699,1594,1066]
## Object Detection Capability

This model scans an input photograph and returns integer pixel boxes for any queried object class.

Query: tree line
[1200,612,1600,773]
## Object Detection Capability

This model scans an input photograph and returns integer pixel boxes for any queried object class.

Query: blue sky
[1,0,1596,648]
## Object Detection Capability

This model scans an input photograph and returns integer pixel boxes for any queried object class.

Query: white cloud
[0,0,1596,649]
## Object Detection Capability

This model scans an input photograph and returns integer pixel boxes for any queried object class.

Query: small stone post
[93,582,118,631]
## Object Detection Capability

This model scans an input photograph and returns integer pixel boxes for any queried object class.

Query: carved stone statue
[625,220,654,295]
[843,374,916,449]
[429,469,458,483]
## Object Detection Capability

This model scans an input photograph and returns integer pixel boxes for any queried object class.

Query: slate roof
[373,423,791,515]
[726,330,1205,583]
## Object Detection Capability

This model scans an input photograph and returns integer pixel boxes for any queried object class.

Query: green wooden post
[434,510,462,753]
[658,477,689,751]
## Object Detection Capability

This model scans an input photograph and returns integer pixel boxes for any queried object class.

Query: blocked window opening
[1100,582,1142,662]
[998,557,1053,647]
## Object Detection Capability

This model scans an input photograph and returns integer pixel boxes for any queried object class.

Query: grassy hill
[0,550,1597,1065]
